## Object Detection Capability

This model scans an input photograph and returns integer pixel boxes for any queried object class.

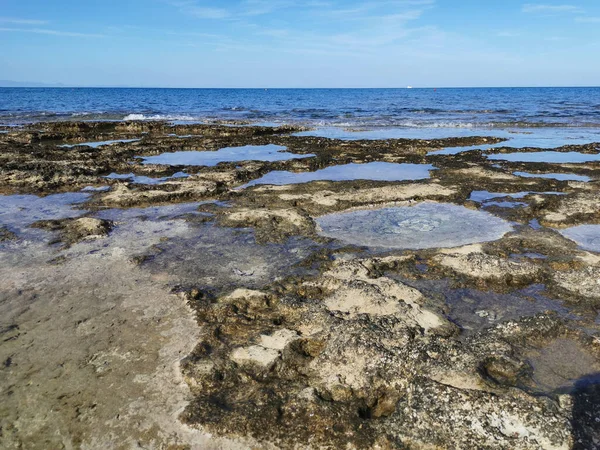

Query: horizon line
[2,85,600,90]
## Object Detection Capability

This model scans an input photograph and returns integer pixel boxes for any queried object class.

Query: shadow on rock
[571,373,600,449]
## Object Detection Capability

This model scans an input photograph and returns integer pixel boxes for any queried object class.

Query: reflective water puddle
[530,219,543,230]
[61,139,140,148]
[559,225,600,253]
[243,162,435,187]
[294,127,490,140]
[434,128,600,155]
[95,202,208,222]
[488,151,600,163]
[400,280,573,334]
[469,191,531,202]
[167,134,200,138]
[316,202,513,249]
[81,186,111,192]
[483,201,527,208]
[514,171,592,182]
[469,190,565,203]
[141,144,314,166]
[105,171,188,185]
[0,193,90,235]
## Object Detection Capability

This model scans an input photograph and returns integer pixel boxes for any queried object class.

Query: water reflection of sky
[243,162,435,187]
[295,126,600,150]
[317,203,513,249]
[61,139,140,148]
[141,144,314,166]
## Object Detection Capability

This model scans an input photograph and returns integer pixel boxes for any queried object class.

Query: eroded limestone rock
[180,257,576,449]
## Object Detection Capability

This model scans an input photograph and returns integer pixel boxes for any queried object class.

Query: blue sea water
[2,87,600,129]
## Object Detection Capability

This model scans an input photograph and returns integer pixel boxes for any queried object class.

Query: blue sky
[1,0,599,87]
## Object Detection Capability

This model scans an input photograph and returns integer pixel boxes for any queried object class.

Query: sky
[0,0,599,87]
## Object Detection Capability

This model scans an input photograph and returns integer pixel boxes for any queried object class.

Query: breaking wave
[122,113,202,122]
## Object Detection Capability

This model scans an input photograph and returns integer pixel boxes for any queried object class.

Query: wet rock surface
[180,259,577,449]
[1,121,600,449]
[32,217,113,247]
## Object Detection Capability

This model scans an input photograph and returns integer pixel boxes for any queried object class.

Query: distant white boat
[407,86,413,89]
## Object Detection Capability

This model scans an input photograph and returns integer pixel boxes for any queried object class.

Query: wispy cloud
[169,0,297,19]
[163,0,443,58]
[0,17,48,25]
[167,1,230,19]
[522,4,583,14]
[186,6,230,19]
[241,0,296,16]
[169,0,436,21]
[0,27,105,38]
[315,0,434,19]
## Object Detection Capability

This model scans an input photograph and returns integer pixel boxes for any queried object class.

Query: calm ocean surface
[2,87,600,143]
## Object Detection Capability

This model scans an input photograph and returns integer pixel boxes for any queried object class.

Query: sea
[2,87,600,144]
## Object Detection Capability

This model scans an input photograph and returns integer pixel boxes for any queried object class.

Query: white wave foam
[122,113,201,122]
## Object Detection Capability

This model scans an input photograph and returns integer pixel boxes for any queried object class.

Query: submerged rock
[32,217,113,247]
[0,225,17,242]
[219,207,315,243]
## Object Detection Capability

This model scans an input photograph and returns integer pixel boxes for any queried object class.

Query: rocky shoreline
[1,121,600,449]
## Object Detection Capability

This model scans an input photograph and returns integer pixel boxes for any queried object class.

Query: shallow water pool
[513,171,592,182]
[243,162,435,187]
[141,144,314,166]
[560,225,600,253]
[469,191,531,202]
[488,151,600,164]
[61,139,140,148]
[316,202,513,249]
[105,171,188,185]
[293,127,489,140]
[0,193,90,235]
[434,128,600,155]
